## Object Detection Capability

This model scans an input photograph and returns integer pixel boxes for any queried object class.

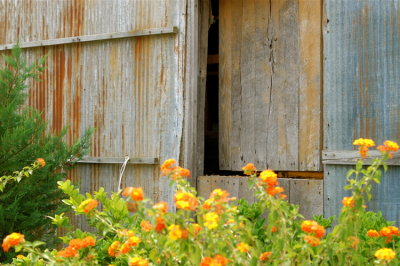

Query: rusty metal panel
[0,0,173,44]
[324,0,400,222]
[0,0,189,215]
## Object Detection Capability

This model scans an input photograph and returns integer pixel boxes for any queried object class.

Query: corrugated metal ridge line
[322,150,400,165]
[0,26,179,50]
[77,157,158,165]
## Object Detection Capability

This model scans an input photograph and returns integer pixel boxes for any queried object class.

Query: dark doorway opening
[203,0,219,175]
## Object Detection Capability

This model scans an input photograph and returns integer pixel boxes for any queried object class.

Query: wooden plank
[0,27,178,50]
[238,177,256,203]
[197,176,214,199]
[298,0,322,171]
[77,156,158,165]
[289,179,323,219]
[278,178,291,202]
[254,0,271,168]
[195,0,211,178]
[219,0,234,170]
[323,150,400,165]
[223,176,240,199]
[238,0,256,170]
[267,0,299,170]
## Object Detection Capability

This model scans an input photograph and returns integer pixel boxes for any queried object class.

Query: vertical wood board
[219,0,322,171]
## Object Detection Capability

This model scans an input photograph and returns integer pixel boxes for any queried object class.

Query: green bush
[0,46,92,262]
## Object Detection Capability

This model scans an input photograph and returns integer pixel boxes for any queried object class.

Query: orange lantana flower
[175,191,198,211]
[140,220,153,232]
[201,255,229,266]
[36,158,46,167]
[259,251,272,261]
[108,241,120,257]
[153,201,168,213]
[237,242,250,253]
[353,138,375,158]
[304,235,320,247]
[2,233,25,252]
[367,229,379,237]
[129,256,149,266]
[79,199,98,213]
[242,163,256,175]
[342,196,355,207]
[123,187,144,201]
[375,248,396,261]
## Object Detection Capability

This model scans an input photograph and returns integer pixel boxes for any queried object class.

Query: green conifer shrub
[0,46,92,261]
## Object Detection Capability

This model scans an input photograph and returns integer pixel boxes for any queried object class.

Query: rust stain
[52,49,65,134]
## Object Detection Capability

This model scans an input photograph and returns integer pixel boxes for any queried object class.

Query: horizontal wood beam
[77,157,159,165]
[322,150,400,165]
[0,26,178,50]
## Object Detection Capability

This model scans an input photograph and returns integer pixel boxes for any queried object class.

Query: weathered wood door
[323,0,400,222]
[219,0,322,171]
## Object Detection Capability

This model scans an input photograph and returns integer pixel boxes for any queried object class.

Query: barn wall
[219,0,322,172]
[0,0,193,216]
[323,0,400,222]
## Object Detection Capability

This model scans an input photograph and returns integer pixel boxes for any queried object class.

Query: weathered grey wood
[323,150,400,165]
[278,178,291,202]
[197,176,213,199]
[77,157,158,165]
[219,0,233,170]
[267,0,299,171]
[239,0,256,169]
[195,0,211,178]
[223,176,240,199]
[0,27,178,50]
[324,0,400,222]
[238,177,256,203]
[289,179,323,219]
[182,0,200,188]
[254,0,271,168]
[219,0,321,171]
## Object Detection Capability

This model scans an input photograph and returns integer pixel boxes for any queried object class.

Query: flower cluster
[375,248,396,261]
[161,158,190,180]
[242,163,256,175]
[2,233,24,252]
[78,199,98,213]
[342,196,355,207]
[259,169,286,198]
[353,138,375,158]
[174,191,198,211]
[123,187,144,201]
[378,140,400,158]
[301,220,325,246]
[200,254,229,266]
[58,236,96,258]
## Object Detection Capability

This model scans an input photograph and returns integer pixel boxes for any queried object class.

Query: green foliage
[0,46,92,262]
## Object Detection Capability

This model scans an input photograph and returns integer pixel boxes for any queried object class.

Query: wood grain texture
[323,0,400,222]
[289,179,323,219]
[219,0,321,171]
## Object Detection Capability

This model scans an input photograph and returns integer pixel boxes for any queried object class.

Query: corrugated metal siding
[324,0,400,222]
[0,0,188,212]
[219,0,322,171]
